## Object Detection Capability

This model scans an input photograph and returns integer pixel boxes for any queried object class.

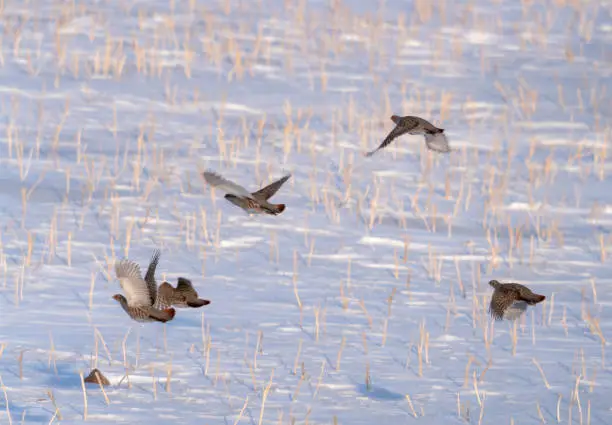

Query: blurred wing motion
[252,174,292,200]
[501,301,529,321]
[424,132,451,153]
[202,171,253,199]
[365,125,410,157]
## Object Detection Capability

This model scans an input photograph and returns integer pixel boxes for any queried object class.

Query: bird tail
[148,307,176,323]
[163,308,176,320]
[268,204,286,215]
[521,293,546,305]
[187,299,211,308]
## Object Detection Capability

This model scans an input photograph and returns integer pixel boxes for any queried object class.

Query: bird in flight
[112,250,176,323]
[488,279,546,321]
[202,170,291,216]
[156,277,211,309]
[365,115,451,157]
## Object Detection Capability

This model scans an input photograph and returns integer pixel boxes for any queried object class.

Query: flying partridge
[203,170,291,215]
[113,250,176,323]
[365,115,450,157]
[488,280,546,321]
[156,277,211,309]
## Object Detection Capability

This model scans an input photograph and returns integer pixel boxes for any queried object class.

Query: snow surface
[0,0,612,424]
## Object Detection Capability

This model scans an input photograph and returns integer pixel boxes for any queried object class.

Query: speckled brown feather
[488,280,545,321]
[156,278,211,309]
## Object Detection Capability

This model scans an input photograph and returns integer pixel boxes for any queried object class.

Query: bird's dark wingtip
[187,299,211,308]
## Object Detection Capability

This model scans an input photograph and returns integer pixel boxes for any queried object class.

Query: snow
[0,0,611,424]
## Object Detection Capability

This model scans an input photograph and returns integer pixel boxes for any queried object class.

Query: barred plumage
[155,277,210,309]
[366,115,450,157]
[113,252,176,323]
[488,280,546,321]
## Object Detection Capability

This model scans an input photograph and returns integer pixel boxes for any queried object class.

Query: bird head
[488,280,501,289]
[390,115,401,124]
[112,294,126,303]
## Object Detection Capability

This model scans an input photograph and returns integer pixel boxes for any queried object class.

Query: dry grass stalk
[0,374,12,425]
[358,299,373,329]
[293,338,303,375]
[48,333,58,375]
[336,336,345,371]
[88,272,96,310]
[532,358,551,389]
[405,394,418,418]
[463,355,475,388]
[257,370,275,425]
[79,371,88,420]
[204,334,212,376]
[165,359,173,393]
[312,360,326,400]
[233,396,249,425]
[254,330,263,369]
[46,389,62,421]
[18,350,24,380]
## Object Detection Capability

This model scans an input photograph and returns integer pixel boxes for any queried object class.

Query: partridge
[366,115,450,157]
[488,280,546,321]
[203,170,291,216]
[156,277,211,309]
[113,250,176,323]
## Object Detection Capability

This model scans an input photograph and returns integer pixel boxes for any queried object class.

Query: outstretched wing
[115,259,152,307]
[176,277,198,297]
[365,125,411,157]
[176,277,210,307]
[424,132,451,153]
[144,249,161,305]
[252,174,291,200]
[488,288,518,321]
[202,170,253,199]
[155,281,175,310]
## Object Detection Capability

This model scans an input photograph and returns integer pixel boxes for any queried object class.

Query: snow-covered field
[0,0,611,423]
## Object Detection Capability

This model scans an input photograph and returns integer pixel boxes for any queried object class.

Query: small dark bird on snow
[84,369,111,386]
[156,277,211,309]
[365,115,450,157]
[202,170,291,216]
[488,279,546,321]
[112,250,176,323]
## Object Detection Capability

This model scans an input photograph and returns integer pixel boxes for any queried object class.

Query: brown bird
[365,115,450,157]
[156,277,211,309]
[113,251,176,323]
[203,170,291,215]
[488,280,546,321]
[84,369,111,386]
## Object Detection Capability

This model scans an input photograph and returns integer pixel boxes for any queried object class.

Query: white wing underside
[503,300,529,321]
[424,133,451,153]
[115,259,152,308]
[202,171,253,199]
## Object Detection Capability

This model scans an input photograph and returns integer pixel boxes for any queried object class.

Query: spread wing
[202,171,253,199]
[155,281,175,310]
[365,125,411,157]
[424,132,451,153]
[252,174,291,200]
[176,277,197,297]
[144,249,161,305]
[115,259,152,307]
